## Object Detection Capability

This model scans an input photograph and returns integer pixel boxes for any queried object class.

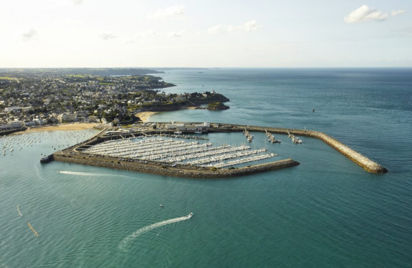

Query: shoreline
[12,123,100,135]
[136,107,200,122]
[136,112,159,122]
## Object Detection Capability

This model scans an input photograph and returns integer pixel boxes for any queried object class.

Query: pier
[51,121,387,178]
[222,124,387,174]
[54,132,297,178]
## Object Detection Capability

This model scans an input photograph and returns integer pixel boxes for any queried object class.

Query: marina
[48,121,387,178]
[0,68,408,268]
[82,137,275,168]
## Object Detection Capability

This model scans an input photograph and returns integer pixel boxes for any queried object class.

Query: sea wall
[208,123,387,174]
[0,127,27,136]
[53,151,299,178]
[52,122,387,176]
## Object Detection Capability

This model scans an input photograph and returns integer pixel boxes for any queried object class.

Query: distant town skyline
[1,0,411,67]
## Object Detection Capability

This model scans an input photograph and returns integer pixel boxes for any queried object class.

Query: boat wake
[59,171,112,176]
[118,212,193,251]
[16,205,23,217]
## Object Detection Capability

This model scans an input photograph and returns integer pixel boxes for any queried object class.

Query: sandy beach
[136,107,201,122]
[12,123,100,135]
[136,111,159,122]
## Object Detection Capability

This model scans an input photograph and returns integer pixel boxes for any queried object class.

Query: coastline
[136,107,200,122]
[136,112,159,122]
[12,123,100,135]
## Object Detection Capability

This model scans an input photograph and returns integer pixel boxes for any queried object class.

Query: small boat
[160,204,164,208]
[292,136,303,144]
[188,212,194,218]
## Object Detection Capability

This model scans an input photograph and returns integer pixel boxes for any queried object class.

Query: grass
[99,82,114,86]
[0,76,18,81]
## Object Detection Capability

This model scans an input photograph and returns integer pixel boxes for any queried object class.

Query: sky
[0,0,411,68]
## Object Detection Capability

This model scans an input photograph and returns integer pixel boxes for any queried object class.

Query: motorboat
[292,136,303,144]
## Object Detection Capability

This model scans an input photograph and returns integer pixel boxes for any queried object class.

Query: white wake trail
[119,213,193,251]
[16,205,23,217]
[59,171,112,176]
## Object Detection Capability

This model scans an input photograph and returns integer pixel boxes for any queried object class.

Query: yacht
[292,136,303,144]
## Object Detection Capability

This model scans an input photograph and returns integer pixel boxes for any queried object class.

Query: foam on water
[118,213,193,251]
[59,171,114,176]
[16,205,22,217]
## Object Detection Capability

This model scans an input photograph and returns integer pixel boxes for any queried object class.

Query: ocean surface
[1,68,412,267]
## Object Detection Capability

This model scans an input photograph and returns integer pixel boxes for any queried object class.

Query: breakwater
[0,127,27,136]
[131,122,386,174]
[51,121,386,178]
[53,151,299,178]
[205,123,387,174]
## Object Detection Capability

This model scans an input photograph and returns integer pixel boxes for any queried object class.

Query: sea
[0,68,411,267]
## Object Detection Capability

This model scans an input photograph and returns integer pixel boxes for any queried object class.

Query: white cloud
[243,20,258,32]
[207,25,226,34]
[136,30,158,38]
[344,5,406,24]
[148,5,185,19]
[100,33,116,40]
[208,20,259,34]
[344,5,388,23]
[22,29,37,41]
[168,31,183,38]
[391,10,406,16]
[72,0,83,5]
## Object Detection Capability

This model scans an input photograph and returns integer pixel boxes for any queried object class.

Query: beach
[136,107,200,122]
[136,111,158,122]
[2,68,411,267]
[12,123,100,135]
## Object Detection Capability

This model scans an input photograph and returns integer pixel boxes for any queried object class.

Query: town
[0,69,229,134]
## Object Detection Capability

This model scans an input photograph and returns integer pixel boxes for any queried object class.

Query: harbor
[1,67,409,268]
[49,121,387,178]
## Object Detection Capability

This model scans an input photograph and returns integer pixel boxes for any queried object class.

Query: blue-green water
[1,68,412,267]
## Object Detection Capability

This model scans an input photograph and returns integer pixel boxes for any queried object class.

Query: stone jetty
[49,121,387,178]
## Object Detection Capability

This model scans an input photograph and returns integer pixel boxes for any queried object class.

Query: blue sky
[1,0,411,67]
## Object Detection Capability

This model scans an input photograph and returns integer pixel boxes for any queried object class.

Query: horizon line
[1,66,412,69]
